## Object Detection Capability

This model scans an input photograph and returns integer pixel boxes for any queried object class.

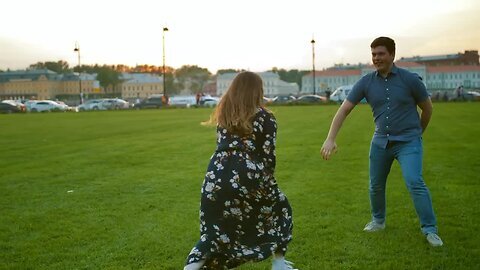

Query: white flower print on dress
[206,171,216,180]
[219,234,230,243]
[242,248,254,255]
[228,140,239,148]
[215,161,224,170]
[205,182,215,192]
[246,160,256,170]
[256,163,264,170]
[230,180,239,189]
[231,207,242,216]
[263,140,271,154]
[260,206,272,214]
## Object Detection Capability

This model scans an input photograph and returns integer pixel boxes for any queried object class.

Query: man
[320,37,443,247]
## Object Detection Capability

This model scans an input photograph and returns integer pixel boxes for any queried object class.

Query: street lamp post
[162,27,169,105]
[74,42,83,104]
[311,38,316,95]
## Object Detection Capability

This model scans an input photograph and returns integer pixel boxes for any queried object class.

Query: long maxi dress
[185,108,293,269]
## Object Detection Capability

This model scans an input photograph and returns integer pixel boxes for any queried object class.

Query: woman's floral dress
[185,108,293,269]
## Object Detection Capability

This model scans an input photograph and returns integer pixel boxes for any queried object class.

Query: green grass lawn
[1,103,479,269]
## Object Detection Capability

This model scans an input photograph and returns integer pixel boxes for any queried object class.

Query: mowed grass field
[1,103,479,269]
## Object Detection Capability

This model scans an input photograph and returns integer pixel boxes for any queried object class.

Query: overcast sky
[1,0,479,73]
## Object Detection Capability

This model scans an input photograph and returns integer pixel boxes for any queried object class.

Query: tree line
[21,61,309,95]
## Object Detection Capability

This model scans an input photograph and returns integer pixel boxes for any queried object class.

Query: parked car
[24,100,38,111]
[295,94,327,103]
[0,102,23,113]
[1,100,26,112]
[169,96,197,107]
[200,96,220,107]
[263,97,274,104]
[100,98,130,110]
[76,99,104,111]
[133,97,163,109]
[28,100,68,112]
[55,100,73,111]
[272,95,296,104]
[465,91,480,101]
[330,85,353,102]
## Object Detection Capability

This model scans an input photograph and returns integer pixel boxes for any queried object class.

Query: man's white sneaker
[272,258,298,270]
[426,233,443,247]
[363,221,385,232]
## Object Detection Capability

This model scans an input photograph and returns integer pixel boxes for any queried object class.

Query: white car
[28,100,67,112]
[76,99,106,111]
[330,85,353,102]
[169,96,197,107]
[24,100,39,111]
[201,96,220,107]
[55,101,73,111]
[100,98,130,110]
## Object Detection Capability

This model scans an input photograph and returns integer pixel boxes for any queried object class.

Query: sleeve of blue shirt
[409,73,430,103]
[346,75,367,104]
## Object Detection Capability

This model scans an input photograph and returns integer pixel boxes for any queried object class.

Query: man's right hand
[321,139,337,160]
[320,100,354,161]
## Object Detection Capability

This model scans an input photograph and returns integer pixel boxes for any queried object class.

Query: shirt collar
[375,64,398,77]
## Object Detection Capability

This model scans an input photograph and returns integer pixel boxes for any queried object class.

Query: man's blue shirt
[346,65,429,148]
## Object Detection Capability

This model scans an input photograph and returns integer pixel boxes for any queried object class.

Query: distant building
[59,73,100,99]
[362,61,427,84]
[358,62,480,90]
[330,63,368,70]
[301,60,480,93]
[0,69,99,102]
[216,72,298,97]
[426,65,480,89]
[302,69,361,94]
[399,50,479,66]
[120,73,163,100]
[216,73,237,96]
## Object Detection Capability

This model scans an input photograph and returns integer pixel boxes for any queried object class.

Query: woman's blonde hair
[207,71,264,135]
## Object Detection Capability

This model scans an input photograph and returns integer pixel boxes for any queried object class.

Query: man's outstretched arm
[321,100,356,160]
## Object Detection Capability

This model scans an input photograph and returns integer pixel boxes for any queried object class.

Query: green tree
[174,65,212,93]
[164,72,176,95]
[270,68,309,89]
[29,60,70,73]
[216,69,245,75]
[96,66,121,93]
[73,64,96,74]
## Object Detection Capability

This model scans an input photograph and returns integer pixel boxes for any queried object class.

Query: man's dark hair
[370,37,396,55]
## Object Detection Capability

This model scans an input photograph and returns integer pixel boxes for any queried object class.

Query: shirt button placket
[385,85,390,135]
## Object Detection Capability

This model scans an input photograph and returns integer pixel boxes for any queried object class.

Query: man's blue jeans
[369,137,437,234]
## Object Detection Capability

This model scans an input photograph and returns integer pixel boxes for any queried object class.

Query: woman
[184,72,295,270]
